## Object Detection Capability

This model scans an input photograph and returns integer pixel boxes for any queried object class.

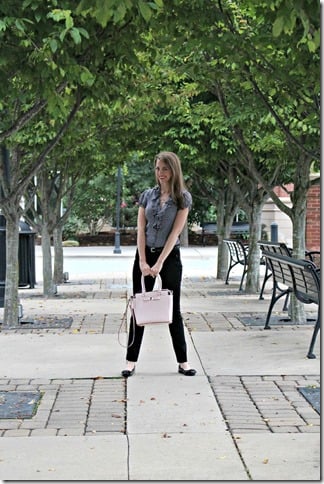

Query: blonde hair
[154,151,187,209]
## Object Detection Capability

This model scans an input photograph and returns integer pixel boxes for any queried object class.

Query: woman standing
[122,151,196,377]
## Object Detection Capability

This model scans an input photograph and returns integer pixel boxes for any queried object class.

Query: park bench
[223,239,249,291]
[201,221,249,246]
[261,250,320,359]
[258,240,321,301]
[258,241,292,302]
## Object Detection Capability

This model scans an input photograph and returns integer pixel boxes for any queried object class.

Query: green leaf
[138,0,152,22]
[70,27,82,44]
[114,2,126,23]
[59,28,67,42]
[307,40,316,53]
[15,19,25,32]
[272,16,284,37]
[49,38,58,53]
[78,27,90,39]
[80,68,95,86]
[95,4,114,27]
[65,13,74,30]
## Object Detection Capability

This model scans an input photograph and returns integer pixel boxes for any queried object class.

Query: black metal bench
[261,250,320,359]
[305,250,321,268]
[258,241,292,302]
[258,241,321,301]
[223,239,249,291]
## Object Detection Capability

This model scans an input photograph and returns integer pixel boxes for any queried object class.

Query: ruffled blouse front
[138,186,192,248]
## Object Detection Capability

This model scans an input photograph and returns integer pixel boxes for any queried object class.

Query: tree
[146,0,319,301]
[0,0,164,325]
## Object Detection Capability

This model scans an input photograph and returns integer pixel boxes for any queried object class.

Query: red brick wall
[273,184,294,197]
[306,184,320,251]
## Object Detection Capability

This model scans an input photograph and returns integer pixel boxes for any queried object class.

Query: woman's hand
[139,260,152,277]
[150,259,163,277]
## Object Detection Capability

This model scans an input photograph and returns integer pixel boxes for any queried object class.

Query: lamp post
[113,165,122,254]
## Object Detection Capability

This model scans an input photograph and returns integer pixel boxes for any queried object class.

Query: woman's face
[155,158,172,185]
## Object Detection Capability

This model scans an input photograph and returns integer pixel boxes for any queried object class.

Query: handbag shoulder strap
[117,297,135,348]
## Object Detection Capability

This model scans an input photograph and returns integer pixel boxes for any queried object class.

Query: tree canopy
[0,0,320,324]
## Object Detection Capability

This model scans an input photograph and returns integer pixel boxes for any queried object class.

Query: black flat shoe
[121,367,135,378]
[178,365,196,376]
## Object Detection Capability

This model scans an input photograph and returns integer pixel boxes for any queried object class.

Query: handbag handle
[141,274,162,293]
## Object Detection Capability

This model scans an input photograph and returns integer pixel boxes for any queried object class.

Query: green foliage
[270,0,320,52]
[66,155,155,234]
[120,155,155,227]
[0,0,320,236]
[63,215,86,240]
[76,0,163,26]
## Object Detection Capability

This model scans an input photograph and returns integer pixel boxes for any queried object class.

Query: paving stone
[57,428,85,436]
[30,428,58,436]
[30,379,52,385]
[301,418,320,425]
[271,426,299,433]
[8,379,31,385]
[0,385,18,391]
[20,421,51,429]
[0,419,22,429]
[3,429,31,437]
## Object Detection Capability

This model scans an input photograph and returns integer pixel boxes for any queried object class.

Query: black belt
[146,246,164,253]
[146,245,179,253]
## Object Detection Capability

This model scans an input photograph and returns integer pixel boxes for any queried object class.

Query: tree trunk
[53,226,64,284]
[3,214,20,327]
[216,189,238,280]
[216,191,227,279]
[289,184,308,323]
[41,223,56,296]
[245,201,264,293]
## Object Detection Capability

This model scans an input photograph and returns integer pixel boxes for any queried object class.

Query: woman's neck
[160,184,170,195]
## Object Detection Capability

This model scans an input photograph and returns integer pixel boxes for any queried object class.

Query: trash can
[19,221,36,288]
[0,216,36,300]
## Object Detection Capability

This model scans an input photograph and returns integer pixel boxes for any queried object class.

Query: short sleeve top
[138,186,192,248]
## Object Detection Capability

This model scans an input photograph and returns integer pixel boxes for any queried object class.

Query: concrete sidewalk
[0,246,320,480]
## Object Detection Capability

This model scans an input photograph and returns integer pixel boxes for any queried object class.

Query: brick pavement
[0,275,320,440]
[0,373,319,438]
[0,310,317,334]
[209,375,320,434]
[0,378,126,437]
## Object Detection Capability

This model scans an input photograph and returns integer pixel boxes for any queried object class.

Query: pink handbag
[131,275,173,326]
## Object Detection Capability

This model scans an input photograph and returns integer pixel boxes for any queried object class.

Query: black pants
[126,246,188,363]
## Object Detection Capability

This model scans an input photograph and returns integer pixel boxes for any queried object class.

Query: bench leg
[225,260,238,285]
[282,293,290,311]
[239,268,247,291]
[264,288,290,330]
[307,312,320,359]
[259,267,271,300]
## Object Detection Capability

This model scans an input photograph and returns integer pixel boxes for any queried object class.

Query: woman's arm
[150,207,189,276]
[137,206,152,276]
